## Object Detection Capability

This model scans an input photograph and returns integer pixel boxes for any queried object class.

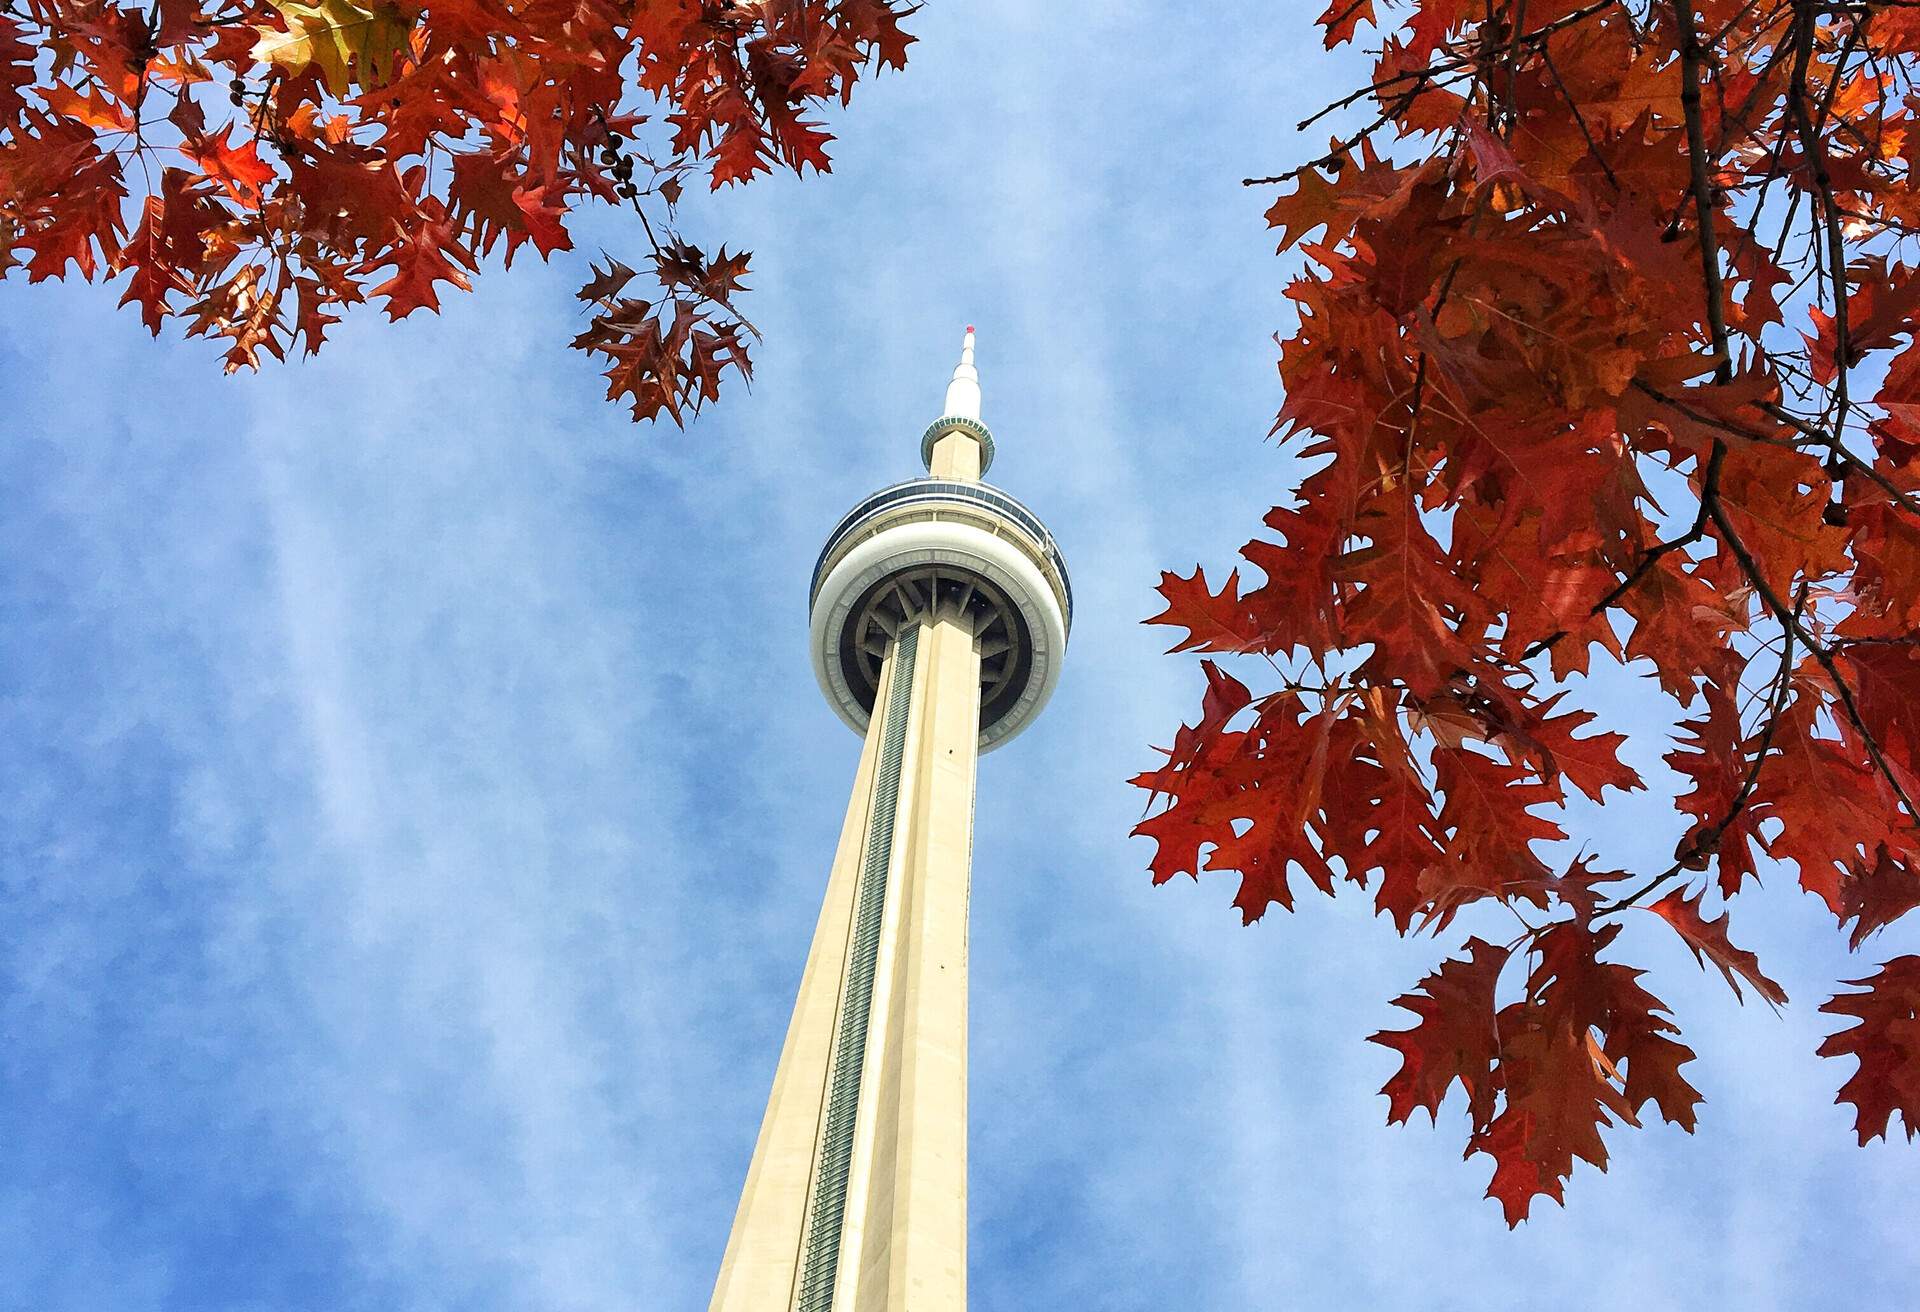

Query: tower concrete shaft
[712,330,1069,1312]
[711,614,980,1312]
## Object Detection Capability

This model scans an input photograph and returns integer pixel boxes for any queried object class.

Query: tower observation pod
[710,329,1071,1312]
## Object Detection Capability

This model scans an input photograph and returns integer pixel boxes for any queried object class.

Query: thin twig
[1788,0,1856,439]
[1708,501,1920,830]
[1757,400,1920,517]
[1594,580,1807,915]
[1244,0,1622,185]
[1517,436,1726,663]
[1677,0,1735,384]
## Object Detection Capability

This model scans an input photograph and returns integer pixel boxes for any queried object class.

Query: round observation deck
[810,479,1071,752]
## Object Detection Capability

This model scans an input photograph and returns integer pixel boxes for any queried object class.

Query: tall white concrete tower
[710,329,1071,1312]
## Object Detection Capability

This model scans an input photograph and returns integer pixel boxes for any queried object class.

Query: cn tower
[710,329,1072,1312]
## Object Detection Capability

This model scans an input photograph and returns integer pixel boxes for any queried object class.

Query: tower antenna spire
[944,324,981,421]
[920,325,994,477]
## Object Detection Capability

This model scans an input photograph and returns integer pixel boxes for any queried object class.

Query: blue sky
[2,4,1914,1309]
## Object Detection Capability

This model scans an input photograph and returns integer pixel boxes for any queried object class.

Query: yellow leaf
[251,0,409,97]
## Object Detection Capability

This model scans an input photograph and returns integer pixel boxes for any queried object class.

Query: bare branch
[1595,581,1806,916]
[1677,1,1735,384]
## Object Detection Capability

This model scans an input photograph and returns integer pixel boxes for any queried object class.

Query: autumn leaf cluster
[1138,0,1920,1223]
[1,0,912,420]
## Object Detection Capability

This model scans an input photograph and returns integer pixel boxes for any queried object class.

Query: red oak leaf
[1317,0,1373,47]
[179,127,276,209]
[1474,923,1700,1225]
[1,0,912,421]
[1371,937,1511,1128]
[1138,0,1920,1226]
[365,209,475,318]
[1819,957,1920,1145]
[1840,846,1920,950]
[1648,886,1788,1007]
[1145,567,1265,654]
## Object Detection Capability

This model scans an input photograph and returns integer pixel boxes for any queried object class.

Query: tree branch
[1789,0,1857,437]
[1517,428,1727,663]
[1595,580,1806,916]
[1244,0,1622,186]
[1757,401,1920,518]
[1677,0,1735,384]
[1707,499,1920,831]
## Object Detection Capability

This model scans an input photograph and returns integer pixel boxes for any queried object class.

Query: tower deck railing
[810,478,1073,625]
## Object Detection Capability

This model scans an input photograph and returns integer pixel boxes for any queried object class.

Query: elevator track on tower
[795,625,919,1312]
